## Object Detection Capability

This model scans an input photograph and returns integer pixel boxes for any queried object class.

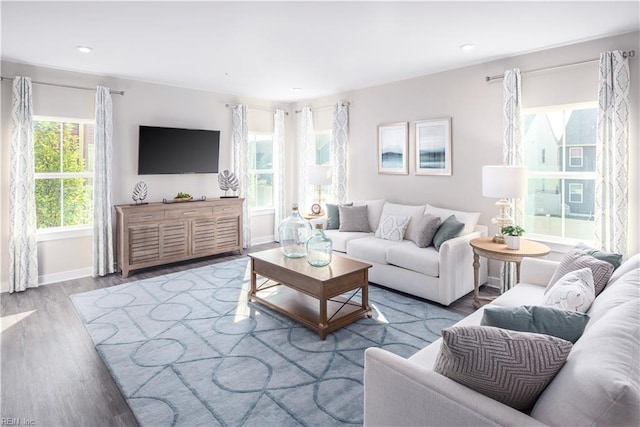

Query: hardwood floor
[0,243,497,426]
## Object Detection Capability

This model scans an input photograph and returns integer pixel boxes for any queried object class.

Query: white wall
[290,32,639,278]
[2,31,638,289]
[0,62,287,289]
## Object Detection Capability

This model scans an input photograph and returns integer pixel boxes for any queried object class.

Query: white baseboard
[1,267,93,294]
[251,235,275,246]
[486,275,502,289]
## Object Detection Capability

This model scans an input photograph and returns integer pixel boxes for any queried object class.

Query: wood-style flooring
[0,243,497,426]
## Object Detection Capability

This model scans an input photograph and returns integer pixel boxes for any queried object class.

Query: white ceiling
[2,1,639,102]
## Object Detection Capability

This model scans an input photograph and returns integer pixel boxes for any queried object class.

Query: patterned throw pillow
[375,215,410,242]
[338,205,370,232]
[546,250,614,296]
[409,214,441,248]
[434,325,573,411]
[544,268,595,313]
[575,242,623,269]
[481,305,590,343]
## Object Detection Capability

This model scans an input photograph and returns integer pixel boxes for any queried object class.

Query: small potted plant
[501,225,525,250]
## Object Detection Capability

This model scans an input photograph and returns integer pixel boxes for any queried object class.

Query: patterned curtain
[502,68,524,225]
[93,86,115,276]
[502,69,522,291]
[9,77,38,293]
[273,109,286,241]
[595,51,630,256]
[298,107,315,212]
[331,102,349,204]
[232,104,251,248]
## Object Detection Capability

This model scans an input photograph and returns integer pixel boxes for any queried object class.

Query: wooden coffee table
[248,248,372,340]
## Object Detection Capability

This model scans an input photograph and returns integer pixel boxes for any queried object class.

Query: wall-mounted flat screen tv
[138,125,220,174]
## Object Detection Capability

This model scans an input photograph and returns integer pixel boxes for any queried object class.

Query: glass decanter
[278,204,312,258]
[305,223,333,267]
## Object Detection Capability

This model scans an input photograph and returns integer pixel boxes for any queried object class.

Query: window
[569,147,583,167]
[34,117,94,231]
[523,103,596,241]
[314,130,332,203]
[569,183,583,204]
[247,132,273,210]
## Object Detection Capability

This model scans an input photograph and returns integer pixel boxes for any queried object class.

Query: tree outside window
[34,118,94,230]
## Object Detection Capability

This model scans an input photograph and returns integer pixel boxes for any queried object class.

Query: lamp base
[492,234,505,244]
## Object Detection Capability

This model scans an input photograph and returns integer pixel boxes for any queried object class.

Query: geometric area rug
[70,258,462,427]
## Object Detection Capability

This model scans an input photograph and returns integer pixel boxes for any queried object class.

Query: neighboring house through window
[315,130,332,203]
[248,132,274,210]
[522,103,596,242]
[33,117,94,233]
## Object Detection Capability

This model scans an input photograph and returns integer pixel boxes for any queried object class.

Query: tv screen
[138,126,220,174]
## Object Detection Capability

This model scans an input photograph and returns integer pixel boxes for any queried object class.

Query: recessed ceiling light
[459,44,475,51]
[76,45,93,53]
[293,87,302,92]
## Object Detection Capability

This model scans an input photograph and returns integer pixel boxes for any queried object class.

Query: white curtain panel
[9,77,38,293]
[502,68,524,225]
[93,86,115,276]
[595,51,630,256]
[232,104,251,248]
[331,102,349,204]
[298,107,315,212]
[273,109,286,241]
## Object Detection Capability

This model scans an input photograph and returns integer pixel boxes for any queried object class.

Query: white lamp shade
[482,165,527,198]
[308,165,332,185]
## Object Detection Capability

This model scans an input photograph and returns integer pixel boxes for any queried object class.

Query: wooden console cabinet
[115,198,243,277]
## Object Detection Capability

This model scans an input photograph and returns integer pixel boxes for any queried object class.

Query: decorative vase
[505,235,520,250]
[278,204,312,258]
[306,223,332,267]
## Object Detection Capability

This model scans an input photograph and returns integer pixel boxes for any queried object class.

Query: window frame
[522,102,597,245]
[568,146,584,167]
[569,182,584,204]
[33,115,95,240]
[247,131,275,213]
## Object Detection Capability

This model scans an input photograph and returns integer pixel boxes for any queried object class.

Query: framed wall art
[415,117,452,176]
[378,122,408,175]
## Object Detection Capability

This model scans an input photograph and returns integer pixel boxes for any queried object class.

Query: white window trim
[569,146,584,167]
[569,183,584,204]
[248,131,275,211]
[37,225,93,242]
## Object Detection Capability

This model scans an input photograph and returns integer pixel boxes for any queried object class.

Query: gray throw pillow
[326,202,352,230]
[338,205,370,232]
[434,325,572,411]
[575,242,623,269]
[481,305,590,343]
[432,215,464,251]
[546,249,614,296]
[409,214,441,248]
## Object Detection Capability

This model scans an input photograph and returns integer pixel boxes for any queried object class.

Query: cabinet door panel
[129,225,160,263]
[192,219,216,254]
[217,217,240,249]
[161,221,188,258]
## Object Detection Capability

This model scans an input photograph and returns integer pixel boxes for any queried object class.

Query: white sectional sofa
[323,200,488,306]
[363,254,640,426]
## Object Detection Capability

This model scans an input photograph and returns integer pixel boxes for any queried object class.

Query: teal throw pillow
[575,242,623,269]
[326,202,352,230]
[432,215,464,251]
[481,305,590,343]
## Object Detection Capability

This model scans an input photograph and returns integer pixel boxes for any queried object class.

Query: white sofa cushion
[353,199,385,232]
[586,266,640,326]
[386,242,439,277]
[323,230,370,253]
[379,202,426,239]
[531,298,640,426]
[424,204,480,236]
[491,283,546,307]
[346,236,401,265]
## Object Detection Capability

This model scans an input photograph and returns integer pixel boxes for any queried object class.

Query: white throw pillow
[375,215,410,242]
[543,267,595,313]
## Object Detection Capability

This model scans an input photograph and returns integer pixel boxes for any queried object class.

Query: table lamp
[308,165,332,215]
[482,165,527,243]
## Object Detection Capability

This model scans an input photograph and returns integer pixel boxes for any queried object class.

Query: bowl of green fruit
[174,192,192,202]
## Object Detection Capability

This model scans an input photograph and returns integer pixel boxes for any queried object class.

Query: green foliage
[34,121,92,229]
[501,225,525,236]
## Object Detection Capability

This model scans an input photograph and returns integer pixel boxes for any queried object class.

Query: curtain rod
[225,104,289,115]
[485,49,636,82]
[0,76,125,95]
[295,102,350,114]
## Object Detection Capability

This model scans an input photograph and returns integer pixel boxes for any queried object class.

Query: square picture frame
[415,117,452,176]
[378,122,408,175]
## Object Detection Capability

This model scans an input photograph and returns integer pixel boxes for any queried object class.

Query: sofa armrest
[364,347,547,427]
[519,258,559,287]
[437,225,488,305]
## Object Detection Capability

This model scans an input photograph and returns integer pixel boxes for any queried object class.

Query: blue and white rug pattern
[71,258,462,427]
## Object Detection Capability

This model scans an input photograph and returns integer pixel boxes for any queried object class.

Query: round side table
[470,237,550,308]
